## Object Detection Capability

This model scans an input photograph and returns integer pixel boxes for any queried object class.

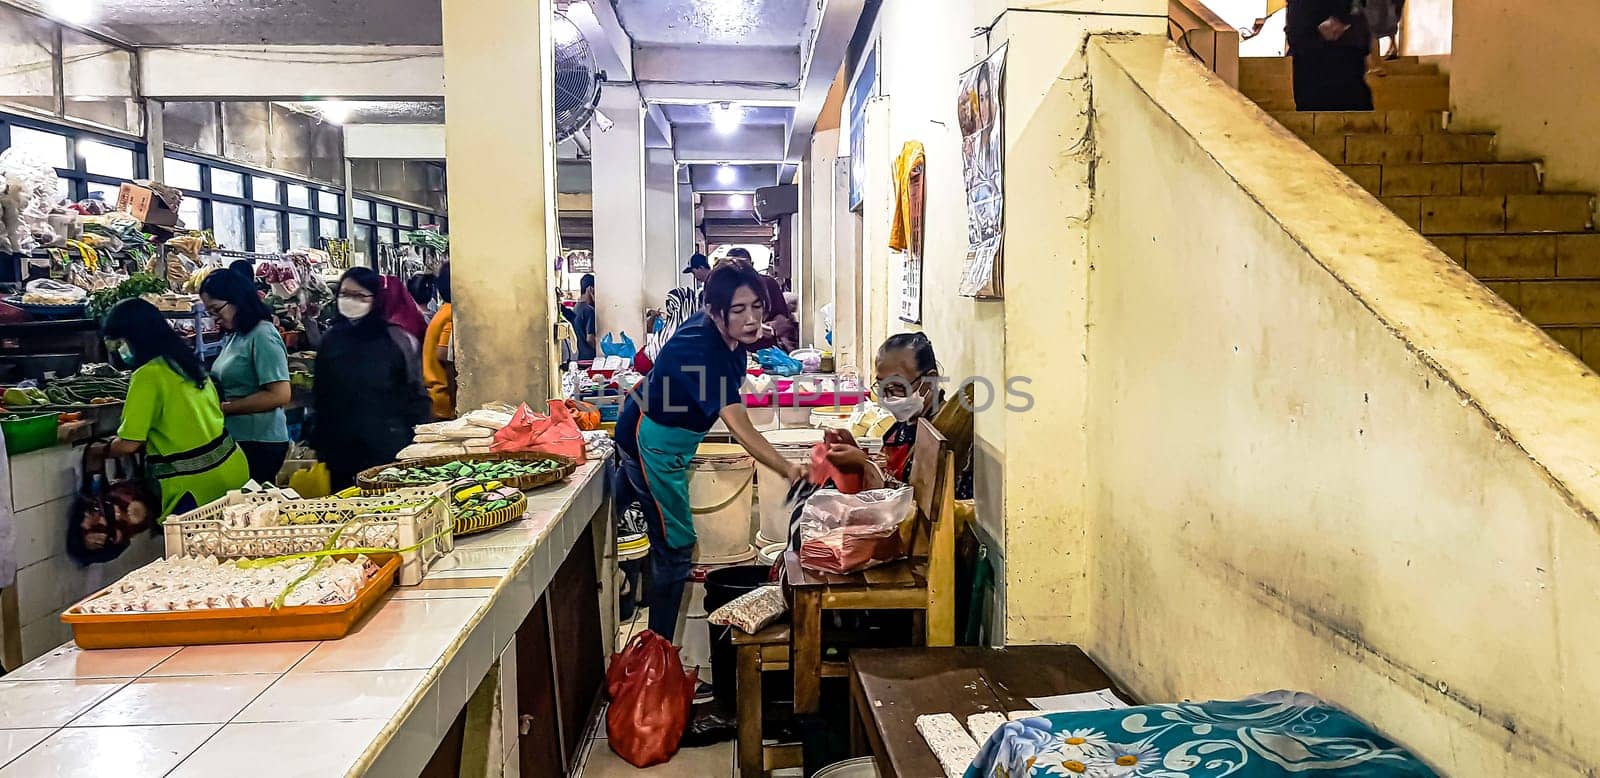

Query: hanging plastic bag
[491,400,587,462]
[794,487,916,575]
[755,347,803,376]
[606,630,698,768]
[601,332,638,359]
[286,462,332,498]
[808,442,864,494]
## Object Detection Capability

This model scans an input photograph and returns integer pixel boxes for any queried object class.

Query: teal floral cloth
[964,691,1436,778]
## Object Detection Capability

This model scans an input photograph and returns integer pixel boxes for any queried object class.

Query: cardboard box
[116,183,180,227]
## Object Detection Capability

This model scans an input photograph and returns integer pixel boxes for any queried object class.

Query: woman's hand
[823,443,872,473]
[1318,16,1349,40]
[786,460,809,483]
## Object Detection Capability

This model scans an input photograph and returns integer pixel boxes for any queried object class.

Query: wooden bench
[732,623,803,778]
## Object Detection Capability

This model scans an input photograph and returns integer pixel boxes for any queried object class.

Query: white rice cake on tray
[966,711,1008,747]
[915,713,981,778]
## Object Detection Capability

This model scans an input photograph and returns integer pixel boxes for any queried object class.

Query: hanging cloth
[889,141,927,255]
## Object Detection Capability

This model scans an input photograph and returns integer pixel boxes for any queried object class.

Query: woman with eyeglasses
[102,298,250,518]
[311,267,431,489]
[200,269,292,485]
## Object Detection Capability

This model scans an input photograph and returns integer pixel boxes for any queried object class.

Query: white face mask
[879,392,926,423]
[338,297,373,321]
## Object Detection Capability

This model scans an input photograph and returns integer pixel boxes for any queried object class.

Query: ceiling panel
[614,0,811,48]
[44,0,442,45]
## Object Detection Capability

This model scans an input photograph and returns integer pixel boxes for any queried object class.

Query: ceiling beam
[785,0,868,164]
[644,103,673,149]
[639,82,800,105]
[141,45,444,100]
[634,44,801,89]
[565,0,632,81]
[671,124,788,163]
[344,124,446,159]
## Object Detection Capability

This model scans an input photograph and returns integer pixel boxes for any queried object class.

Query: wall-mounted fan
[553,10,607,151]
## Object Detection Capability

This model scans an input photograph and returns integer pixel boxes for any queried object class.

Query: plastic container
[1,413,58,455]
[704,565,774,710]
[689,444,757,564]
[755,428,823,545]
[815,757,880,777]
[809,405,858,429]
[62,553,401,650]
[757,541,785,567]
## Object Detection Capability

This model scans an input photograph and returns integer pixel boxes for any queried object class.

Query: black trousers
[238,440,290,486]
[1293,47,1374,111]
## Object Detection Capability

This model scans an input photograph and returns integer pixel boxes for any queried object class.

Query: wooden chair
[733,623,803,778]
[785,418,957,714]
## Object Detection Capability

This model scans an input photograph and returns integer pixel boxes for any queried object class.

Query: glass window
[317,190,340,215]
[9,127,70,170]
[213,202,246,250]
[355,223,372,248]
[0,7,59,115]
[382,227,399,246]
[178,196,202,230]
[375,203,395,224]
[254,209,284,253]
[212,168,244,197]
[354,198,373,220]
[288,214,313,249]
[398,209,415,228]
[286,184,309,209]
[251,176,280,204]
[318,217,340,239]
[163,157,202,191]
[55,178,71,202]
[62,30,140,134]
[86,181,119,202]
[78,140,134,178]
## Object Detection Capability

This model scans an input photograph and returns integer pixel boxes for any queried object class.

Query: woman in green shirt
[200,269,292,484]
[104,298,249,518]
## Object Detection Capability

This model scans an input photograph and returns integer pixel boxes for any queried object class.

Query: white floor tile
[146,642,318,677]
[0,724,219,778]
[582,739,734,777]
[0,729,54,768]
[236,669,427,722]
[166,720,387,778]
[72,674,279,726]
[0,678,127,729]
[1,643,178,682]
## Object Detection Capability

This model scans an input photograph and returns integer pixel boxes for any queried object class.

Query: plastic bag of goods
[606,630,697,768]
[794,486,916,574]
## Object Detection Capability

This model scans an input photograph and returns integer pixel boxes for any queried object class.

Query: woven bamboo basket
[452,491,529,536]
[357,451,578,492]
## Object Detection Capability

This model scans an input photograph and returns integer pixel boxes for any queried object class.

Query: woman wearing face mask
[823,332,959,491]
[614,263,808,643]
[200,269,292,485]
[312,267,431,490]
[102,298,250,518]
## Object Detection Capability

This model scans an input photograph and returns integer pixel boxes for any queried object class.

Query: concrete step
[1311,133,1498,165]
[1433,234,1600,279]
[1380,194,1594,235]
[1333,162,1543,197]
[1271,110,1446,137]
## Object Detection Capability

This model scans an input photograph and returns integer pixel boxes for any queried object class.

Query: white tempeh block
[916,713,981,778]
[966,711,1008,747]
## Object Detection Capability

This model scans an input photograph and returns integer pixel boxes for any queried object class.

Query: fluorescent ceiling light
[318,99,352,124]
[710,102,740,135]
[50,0,98,25]
[717,165,736,185]
[728,194,747,209]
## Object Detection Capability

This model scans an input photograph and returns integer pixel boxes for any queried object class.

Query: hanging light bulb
[717,164,736,185]
[50,0,98,24]
[318,99,353,124]
[710,101,740,135]
[728,194,747,209]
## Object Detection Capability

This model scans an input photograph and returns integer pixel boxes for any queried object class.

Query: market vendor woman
[616,263,806,641]
[103,298,250,517]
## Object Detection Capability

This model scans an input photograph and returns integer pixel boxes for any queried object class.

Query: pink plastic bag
[491,400,586,463]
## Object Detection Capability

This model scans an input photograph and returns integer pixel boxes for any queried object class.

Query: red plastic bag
[491,400,587,462]
[606,630,698,768]
[808,442,863,494]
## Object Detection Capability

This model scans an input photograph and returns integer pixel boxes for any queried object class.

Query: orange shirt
[422,303,455,419]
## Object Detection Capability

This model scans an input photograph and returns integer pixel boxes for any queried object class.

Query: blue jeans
[617,447,695,642]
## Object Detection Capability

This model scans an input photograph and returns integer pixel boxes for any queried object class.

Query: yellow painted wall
[1401,0,1452,58]
[1086,36,1600,775]
[1450,0,1600,191]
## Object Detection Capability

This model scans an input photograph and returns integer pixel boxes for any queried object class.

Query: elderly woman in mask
[312,267,431,489]
[822,332,956,490]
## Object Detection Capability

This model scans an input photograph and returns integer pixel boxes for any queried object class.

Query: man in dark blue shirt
[572,273,597,362]
[615,263,806,642]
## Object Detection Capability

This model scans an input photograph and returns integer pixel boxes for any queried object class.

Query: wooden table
[848,646,1129,778]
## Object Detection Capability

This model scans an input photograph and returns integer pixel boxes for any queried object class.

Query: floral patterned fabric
[964,691,1436,778]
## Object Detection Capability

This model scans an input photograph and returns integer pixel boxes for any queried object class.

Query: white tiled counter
[0,459,612,778]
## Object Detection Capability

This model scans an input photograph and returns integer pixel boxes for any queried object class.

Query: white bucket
[810,404,857,429]
[680,576,712,677]
[757,541,785,567]
[815,757,880,777]
[690,444,757,564]
[755,428,823,544]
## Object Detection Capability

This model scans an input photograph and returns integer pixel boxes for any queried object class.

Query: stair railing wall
[1167,0,1240,88]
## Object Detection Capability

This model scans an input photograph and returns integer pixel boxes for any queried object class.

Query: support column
[442,0,559,407]
[804,130,839,349]
[831,158,862,373]
[642,147,680,313]
[144,99,165,181]
[590,84,647,343]
[676,178,696,271]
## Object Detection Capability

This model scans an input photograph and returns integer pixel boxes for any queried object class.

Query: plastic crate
[1,413,58,455]
[162,486,453,586]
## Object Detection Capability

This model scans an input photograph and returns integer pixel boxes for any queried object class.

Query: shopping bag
[565,399,602,431]
[490,400,587,462]
[794,487,916,575]
[601,332,637,359]
[66,440,157,565]
[606,630,698,768]
[287,462,332,499]
[755,347,803,376]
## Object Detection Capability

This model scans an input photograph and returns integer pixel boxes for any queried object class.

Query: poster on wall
[890,141,927,324]
[957,45,1007,298]
[847,43,879,213]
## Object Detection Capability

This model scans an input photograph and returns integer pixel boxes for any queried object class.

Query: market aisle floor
[579,606,735,776]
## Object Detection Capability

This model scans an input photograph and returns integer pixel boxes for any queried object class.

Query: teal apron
[635,414,707,549]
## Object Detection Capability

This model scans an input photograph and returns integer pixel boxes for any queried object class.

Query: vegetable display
[86,273,170,319]
[450,479,524,523]
[43,373,130,404]
[375,458,566,487]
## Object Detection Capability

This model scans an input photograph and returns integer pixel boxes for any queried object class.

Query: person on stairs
[1286,0,1373,111]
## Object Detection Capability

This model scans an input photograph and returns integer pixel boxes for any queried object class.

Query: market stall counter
[0,457,613,778]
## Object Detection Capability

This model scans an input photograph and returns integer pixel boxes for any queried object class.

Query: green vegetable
[86,273,170,319]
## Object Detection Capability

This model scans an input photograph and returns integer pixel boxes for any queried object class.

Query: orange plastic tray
[61,554,400,650]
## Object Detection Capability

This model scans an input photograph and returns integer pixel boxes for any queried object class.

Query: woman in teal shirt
[200,269,292,485]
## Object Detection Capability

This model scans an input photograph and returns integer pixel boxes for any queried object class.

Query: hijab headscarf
[380,275,428,341]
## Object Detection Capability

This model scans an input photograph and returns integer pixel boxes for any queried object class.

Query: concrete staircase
[1241,57,1600,369]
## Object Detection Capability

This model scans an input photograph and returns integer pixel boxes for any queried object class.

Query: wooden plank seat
[733,623,802,777]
